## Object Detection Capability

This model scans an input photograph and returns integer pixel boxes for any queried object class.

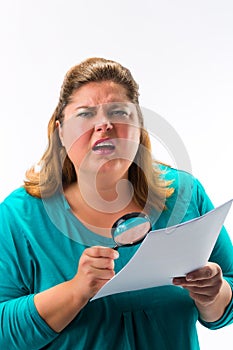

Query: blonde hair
[24,57,173,211]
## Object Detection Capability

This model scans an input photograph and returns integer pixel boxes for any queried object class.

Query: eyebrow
[73,102,131,110]
[73,106,97,111]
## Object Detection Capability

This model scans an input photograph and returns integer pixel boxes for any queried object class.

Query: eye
[108,109,130,118]
[76,110,95,118]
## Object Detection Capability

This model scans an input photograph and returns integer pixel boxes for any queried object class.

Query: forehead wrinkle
[63,81,130,118]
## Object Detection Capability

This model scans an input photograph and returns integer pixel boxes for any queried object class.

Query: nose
[93,106,114,132]
[94,120,113,133]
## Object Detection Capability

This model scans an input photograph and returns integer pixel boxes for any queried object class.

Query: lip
[92,137,114,149]
[92,137,116,155]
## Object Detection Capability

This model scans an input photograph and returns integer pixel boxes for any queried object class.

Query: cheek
[61,119,91,152]
[116,124,140,142]
[65,131,91,166]
[116,126,140,162]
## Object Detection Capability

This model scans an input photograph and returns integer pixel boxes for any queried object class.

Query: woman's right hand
[72,246,119,302]
[34,246,119,333]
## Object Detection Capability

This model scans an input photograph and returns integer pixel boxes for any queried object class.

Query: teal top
[0,167,233,350]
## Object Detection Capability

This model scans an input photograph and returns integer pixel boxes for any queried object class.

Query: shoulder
[0,187,43,221]
[0,187,59,248]
[158,163,207,194]
[157,164,200,195]
[158,163,194,182]
[1,186,39,206]
[2,186,33,202]
[157,164,214,220]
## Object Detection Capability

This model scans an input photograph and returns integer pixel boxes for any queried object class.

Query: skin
[35,246,119,332]
[34,81,232,333]
[173,263,232,322]
[59,81,140,183]
[34,81,141,332]
[58,81,142,233]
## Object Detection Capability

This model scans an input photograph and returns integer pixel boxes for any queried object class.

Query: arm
[0,242,118,348]
[172,176,233,325]
[0,200,118,348]
[189,178,233,325]
[173,262,232,322]
[173,184,233,324]
[0,232,58,349]
[34,246,119,332]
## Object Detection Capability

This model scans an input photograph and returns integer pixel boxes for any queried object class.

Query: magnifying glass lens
[112,213,151,247]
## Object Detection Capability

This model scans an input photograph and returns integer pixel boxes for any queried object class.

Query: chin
[99,159,130,174]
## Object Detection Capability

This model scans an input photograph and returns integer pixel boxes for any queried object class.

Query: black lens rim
[111,212,152,247]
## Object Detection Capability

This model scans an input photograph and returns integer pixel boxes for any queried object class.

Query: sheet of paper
[91,199,232,301]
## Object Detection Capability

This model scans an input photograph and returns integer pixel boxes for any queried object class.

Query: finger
[184,283,221,297]
[188,291,217,305]
[90,265,116,280]
[173,273,221,287]
[90,256,116,271]
[78,256,116,280]
[173,276,187,285]
[186,263,221,282]
[85,246,119,260]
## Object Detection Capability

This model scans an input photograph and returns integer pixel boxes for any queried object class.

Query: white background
[0,0,232,348]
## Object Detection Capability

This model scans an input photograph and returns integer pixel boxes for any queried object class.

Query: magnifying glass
[111,212,152,248]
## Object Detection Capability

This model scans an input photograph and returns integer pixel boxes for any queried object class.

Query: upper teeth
[94,141,114,148]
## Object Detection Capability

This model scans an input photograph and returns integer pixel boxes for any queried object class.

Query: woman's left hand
[173,262,223,307]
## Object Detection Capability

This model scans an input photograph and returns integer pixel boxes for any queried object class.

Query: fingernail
[114,251,119,259]
[173,278,180,285]
[186,275,193,281]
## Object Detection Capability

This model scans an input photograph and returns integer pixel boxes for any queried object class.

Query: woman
[0,57,232,350]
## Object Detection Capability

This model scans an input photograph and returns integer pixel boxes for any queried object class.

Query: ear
[56,120,65,146]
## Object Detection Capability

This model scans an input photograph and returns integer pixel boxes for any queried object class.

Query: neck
[76,177,134,214]
[72,166,133,213]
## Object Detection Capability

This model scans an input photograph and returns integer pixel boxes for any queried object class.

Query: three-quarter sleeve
[194,179,233,329]
[0,203,59,350]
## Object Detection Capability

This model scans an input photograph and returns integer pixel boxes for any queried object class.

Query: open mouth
[92,139,116,154]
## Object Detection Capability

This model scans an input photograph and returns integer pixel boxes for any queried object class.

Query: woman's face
[59,81,141,183]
